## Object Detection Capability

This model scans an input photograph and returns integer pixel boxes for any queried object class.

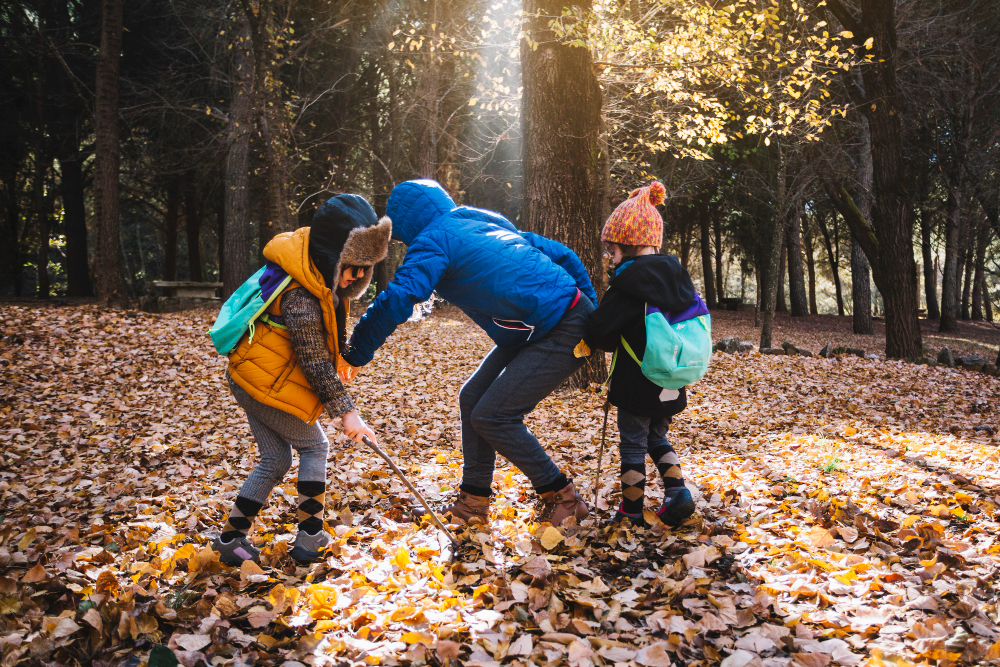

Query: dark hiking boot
[290,529,332,563]
[414,490,490,526]
[606,502,647,529]
[537,481,589,526]
[212,534,260,567]
[656,487,695,527]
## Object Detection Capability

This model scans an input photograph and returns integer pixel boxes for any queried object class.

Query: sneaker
[656,487,695,527]
[212,534,260,567]
[607,502,647,528]
[414,490,490,526]
[537,481,589,526]
[289,530,332,563]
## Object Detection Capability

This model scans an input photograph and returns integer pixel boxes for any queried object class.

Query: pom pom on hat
[601,180,665,247]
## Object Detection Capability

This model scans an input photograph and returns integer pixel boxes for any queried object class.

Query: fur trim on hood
[337,216,392,300]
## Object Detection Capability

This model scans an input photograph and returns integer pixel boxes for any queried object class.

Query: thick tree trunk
[93,0,129,307]
[699,199,717,308]
[802,215,818,315]
[33,149,51,299]
[163,178,180,282]
[521,0,606,385]
[816,210,844,315]
[960,221,975,320]
[60,144,93,296]
[981,271,993,322]
[184,173,202,282]
[223,13,256,298]
[787,209,809,316]
[920,210,939,319]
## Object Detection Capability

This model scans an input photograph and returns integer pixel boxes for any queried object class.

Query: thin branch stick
[361,435,460,547]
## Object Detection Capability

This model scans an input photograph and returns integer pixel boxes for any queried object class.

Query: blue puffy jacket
[343,180,599,366]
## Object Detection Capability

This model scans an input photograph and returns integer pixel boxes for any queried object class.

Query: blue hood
[386,180,455,246]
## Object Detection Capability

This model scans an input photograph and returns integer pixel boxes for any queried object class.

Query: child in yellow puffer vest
[213,194,390,566]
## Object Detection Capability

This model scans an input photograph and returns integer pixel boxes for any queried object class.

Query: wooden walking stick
[593,399,611,507]
[361,435,460,547]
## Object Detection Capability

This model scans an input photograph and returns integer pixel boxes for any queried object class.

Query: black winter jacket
[586,254,696,419]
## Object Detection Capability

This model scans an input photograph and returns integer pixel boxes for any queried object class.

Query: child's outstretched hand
[337,355,360,383]
[342,410,378,445]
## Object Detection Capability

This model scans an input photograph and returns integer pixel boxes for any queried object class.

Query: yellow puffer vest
[227,228,348,423]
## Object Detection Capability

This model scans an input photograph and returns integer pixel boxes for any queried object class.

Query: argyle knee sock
[296,480,326,535]
[648,441,684,489]
[619,462,646,515]
[221,496,263,542]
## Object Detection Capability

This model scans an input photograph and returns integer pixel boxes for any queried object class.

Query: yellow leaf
[864,37,874,49]
[540,526,564,550]
[839,30,853,38]
[18,527,37,552]
[573,339,591,358]
[393,546,411,569]
[240,559,266,579]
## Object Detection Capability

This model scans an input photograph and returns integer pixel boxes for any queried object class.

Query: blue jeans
[459,295,594,491]
[617,409,672,467]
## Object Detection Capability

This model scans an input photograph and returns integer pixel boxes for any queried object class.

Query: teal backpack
[610,303,712,390]
[208,266,292,355]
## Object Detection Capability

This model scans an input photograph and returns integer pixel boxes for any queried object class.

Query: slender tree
[93,0,128,307]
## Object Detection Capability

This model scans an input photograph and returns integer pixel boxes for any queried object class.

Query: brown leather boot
[414,490,490,526]
[537,481,589,526]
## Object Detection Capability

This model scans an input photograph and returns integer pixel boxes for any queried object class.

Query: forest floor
[1,303,1000,667]
[709,310,1000,361]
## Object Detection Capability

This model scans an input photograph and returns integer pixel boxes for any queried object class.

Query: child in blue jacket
[585,182,699,528]
[342,179,599,527]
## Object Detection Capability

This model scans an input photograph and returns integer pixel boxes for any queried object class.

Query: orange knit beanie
[601,181,666,247]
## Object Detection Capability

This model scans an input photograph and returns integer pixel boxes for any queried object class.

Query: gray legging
[228,375,329,504]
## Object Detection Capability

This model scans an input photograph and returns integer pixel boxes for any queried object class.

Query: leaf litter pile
[1,303,1000,667]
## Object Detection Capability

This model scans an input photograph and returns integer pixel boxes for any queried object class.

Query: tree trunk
[776,242,787,313]
[851,241,873,333]
[163,178,180,281]
[93,0,128,307]
[33,148,51,299]
[60,143,93,296]
[939,186,963,331]
[521,0,606,386]
[787,208,808,316]
[971,222,988,321]
[714,215,724,300]
[699,199,717,308]
[960,221,975,320]
[816,209,844,315]
[184,173,202,282]
[223,13,256,298]
[833,0,922,358]
[802,215,818,315]
[0,148,24,295]
[216,186,225,284]
[920,209,939,319]
[760,145,786,350]
[981,270,993,322]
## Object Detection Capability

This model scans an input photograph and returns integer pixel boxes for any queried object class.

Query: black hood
[611,254,695,312]
[309,194,391,299]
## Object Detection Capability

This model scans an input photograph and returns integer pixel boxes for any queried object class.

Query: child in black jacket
[586,181,699,528]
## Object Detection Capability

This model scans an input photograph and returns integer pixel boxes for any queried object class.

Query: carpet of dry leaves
[1,303,1000,667]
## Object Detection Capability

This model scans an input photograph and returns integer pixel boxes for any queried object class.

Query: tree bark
[0,147,24,296]
[714,214,724,300]
[33,147,51,299]
[802,215,818,315]
[93,0,129,307]
[184,172,202,282]
[940,187,963,331]
[699,199,717,308]
[971,221,988,321]
[851,117,874,334]
[521,0,606,385]
[787,208,809,316]
[759,145,786,350]
[163,178,180,282]
[919,209,939,319]
[223,13,256,298]
[776,242,787,313]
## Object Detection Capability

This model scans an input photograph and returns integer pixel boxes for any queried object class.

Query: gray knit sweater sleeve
[281,287,356,418]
